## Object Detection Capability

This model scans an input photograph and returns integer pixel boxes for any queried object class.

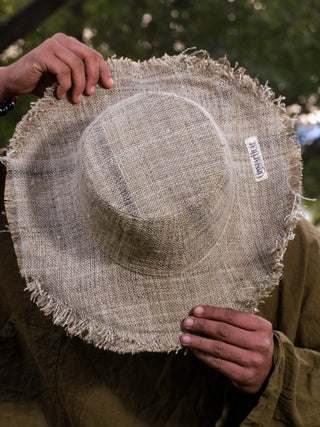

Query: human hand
[180,305,274,394]
[0,33,113,103]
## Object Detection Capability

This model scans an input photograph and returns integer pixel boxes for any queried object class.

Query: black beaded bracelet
[0,97,17,116]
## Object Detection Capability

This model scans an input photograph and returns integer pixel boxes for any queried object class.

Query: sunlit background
[1,0,319,226]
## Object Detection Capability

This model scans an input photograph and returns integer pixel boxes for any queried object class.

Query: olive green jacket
[1,156,320,426]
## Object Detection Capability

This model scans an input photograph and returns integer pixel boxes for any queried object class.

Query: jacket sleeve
[240,330,320,426]
[217,218,320,426]
[244,218,320,426]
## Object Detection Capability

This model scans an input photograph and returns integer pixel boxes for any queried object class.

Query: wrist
[0,65,17,101]
[0,66,18,116]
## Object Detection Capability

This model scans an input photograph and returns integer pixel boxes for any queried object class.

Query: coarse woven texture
[4,52,302,353]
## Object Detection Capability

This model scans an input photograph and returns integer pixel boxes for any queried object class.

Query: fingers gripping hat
[4,52,301,353]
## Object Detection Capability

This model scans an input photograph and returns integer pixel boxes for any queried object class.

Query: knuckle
[238,353,249,366]
[256,336,271,354]
[217,323,231,338]
[211,357,223,370]
[86,49,98,60]
[42,38,56,50]
[243,370,256,385]
[30,60,39,72]
[212,341,224,356]
[88,68,100,81]
[52,32,66,41]
[248,370,257,384]
[250,353,264,369]
[262,319,273,333]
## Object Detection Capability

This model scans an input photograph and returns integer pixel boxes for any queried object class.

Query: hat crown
[5,54,301,353]
[77,92,234,274]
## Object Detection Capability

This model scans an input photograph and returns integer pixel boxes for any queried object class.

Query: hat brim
[4,54,301,353]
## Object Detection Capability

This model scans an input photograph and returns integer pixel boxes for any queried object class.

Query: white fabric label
[245,136,268,182]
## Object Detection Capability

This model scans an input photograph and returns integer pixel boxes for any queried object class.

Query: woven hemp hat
[4,52,301,353]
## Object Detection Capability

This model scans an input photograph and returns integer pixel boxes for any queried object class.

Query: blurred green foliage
[0,0,29,21]
[0,0,319,224]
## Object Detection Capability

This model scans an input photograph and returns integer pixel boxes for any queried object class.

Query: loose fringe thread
[107,50,294,140]
[4,50,303,352]
[246,192,304,313]
[4,50,295,161]
[25,278,180,354]
[4,86,57,161]
[19,192,304,352]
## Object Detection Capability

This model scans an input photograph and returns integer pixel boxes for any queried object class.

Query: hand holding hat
[0,32,114,103]
[181,305,274,394]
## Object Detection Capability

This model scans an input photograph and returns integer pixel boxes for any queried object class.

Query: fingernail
[90,85,95,94]
[108,77,114,86]
[181,334,191,344]
[77,93,82,103]
[194,306,204,316]
[61,92,66,99]
[184,317,193,327]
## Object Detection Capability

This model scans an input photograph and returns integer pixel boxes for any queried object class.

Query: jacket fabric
[1,155,320,426]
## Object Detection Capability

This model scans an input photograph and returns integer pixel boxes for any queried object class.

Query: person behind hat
[1,33,320,426]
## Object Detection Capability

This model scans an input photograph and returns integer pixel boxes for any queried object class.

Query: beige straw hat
[4,52,301,353]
